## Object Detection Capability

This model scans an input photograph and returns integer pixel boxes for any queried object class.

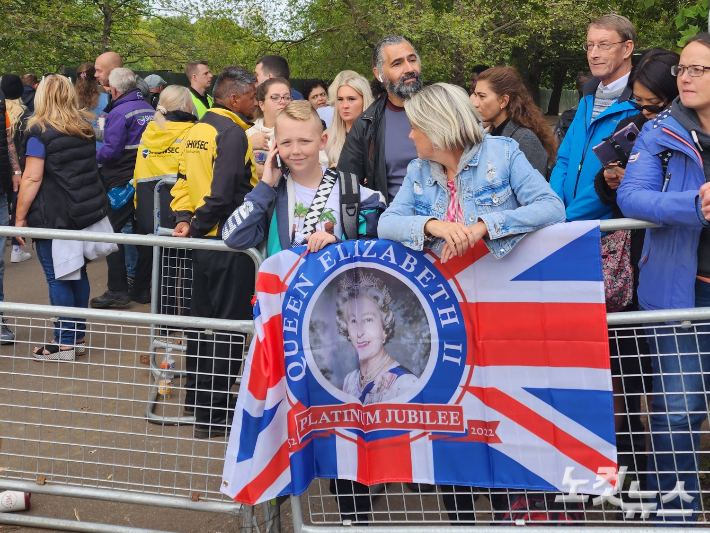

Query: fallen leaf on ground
[190,492,200,502]
[107,474,112,480]
[36,476,45,485]
[88,450,97,454]
[74,508,80,521]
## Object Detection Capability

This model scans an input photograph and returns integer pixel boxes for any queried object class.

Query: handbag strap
[339,170,361,240]
[292,168,338,247]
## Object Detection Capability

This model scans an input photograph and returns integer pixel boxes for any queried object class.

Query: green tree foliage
[0,0,150,74]
[0,0,698,102]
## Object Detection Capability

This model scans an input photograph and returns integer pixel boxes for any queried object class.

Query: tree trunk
[511,45,543,108]
[101,1,112,52]
[546,64,569,116]
[448,44,466,87]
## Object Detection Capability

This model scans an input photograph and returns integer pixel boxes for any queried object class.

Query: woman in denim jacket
[378,83,565,264]
[378,82,566,522]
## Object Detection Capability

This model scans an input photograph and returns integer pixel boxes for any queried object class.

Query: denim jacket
[378,137,566,258]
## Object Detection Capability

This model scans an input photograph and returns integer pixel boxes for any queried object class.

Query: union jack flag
[221,221,616,505]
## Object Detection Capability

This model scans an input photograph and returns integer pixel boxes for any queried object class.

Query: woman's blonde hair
[27,75,94,139]
[325,71,373,167]
[154,85,195,129]
[5,98,25,136]
[404,83,483,151]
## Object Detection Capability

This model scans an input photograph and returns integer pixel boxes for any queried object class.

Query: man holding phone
[549,14,639,221]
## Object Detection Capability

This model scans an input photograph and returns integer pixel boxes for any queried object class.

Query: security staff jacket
[133,111,197,207]
[170,105,257,238]
[97,88,155,190]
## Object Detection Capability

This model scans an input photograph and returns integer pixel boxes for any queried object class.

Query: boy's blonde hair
[275,100,323,134]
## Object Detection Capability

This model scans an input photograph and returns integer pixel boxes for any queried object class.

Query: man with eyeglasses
[550,14,639,222]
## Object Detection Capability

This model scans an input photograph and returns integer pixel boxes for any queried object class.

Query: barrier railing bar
[606,306,710,325]
[0,226,264,261]
[0,302,254,334]
[0,219,656,249]
[598,218,657,231]
[0,479,241,516]
[3,296,706,329]
[294,524,698,533]
[0,514,175,533]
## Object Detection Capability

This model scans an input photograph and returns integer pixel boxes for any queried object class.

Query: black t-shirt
[489,118,510,137]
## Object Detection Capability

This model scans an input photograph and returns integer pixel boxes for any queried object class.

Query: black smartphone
[275,153,283,170]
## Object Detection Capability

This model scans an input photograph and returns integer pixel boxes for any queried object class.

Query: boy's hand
[261,145,282,187]
[305,231,336,253]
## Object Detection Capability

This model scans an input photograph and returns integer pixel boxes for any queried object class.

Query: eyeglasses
[582,41,627,51]
[671,64,710,77]
[631,100,668,114]
[268,95,292,103]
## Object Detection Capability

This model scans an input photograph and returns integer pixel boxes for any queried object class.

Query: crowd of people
[0,10,709,523]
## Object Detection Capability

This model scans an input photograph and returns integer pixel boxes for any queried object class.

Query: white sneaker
[10,250,31,263]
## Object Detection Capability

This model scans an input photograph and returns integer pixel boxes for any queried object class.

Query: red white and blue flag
[221,221,616,505]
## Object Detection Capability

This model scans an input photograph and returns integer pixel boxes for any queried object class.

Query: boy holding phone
[222,101,385,255]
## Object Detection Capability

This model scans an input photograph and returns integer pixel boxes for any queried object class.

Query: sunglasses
[631,100,668,114]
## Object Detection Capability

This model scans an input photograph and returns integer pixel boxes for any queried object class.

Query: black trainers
[0,319,15,345]
[194,424,229,439]
[90,291,131,309]
[130,288,151,305]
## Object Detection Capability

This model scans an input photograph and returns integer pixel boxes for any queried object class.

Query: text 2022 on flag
[221,220,616,505]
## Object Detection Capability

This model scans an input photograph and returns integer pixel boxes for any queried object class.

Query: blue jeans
[35,239,89,345]
[645,279,710,521]
[122,220,137,278]
[0,194,7,309]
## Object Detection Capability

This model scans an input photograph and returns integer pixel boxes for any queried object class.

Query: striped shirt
[592,86,625,121]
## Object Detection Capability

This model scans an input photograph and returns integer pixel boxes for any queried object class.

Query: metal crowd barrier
[145,178,262,427]
[0,226,265,533]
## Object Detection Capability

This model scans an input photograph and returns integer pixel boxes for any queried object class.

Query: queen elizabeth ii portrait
[334,270,419,405]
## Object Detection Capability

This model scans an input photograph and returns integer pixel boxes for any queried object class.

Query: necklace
[359,354,391,388]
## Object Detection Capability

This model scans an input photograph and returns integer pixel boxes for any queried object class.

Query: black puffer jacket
[23,125,109,230]
[0,88,9,195]
[336,94,388,202]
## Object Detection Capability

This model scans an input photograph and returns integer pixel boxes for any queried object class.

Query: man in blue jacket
[550,14,638,221]
[90,68,155,308]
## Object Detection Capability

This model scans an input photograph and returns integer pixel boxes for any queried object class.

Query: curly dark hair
[75,62,100,110]
[301,79,327,101]
[477,67,558,162]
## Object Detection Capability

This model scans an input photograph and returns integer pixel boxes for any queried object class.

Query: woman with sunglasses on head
[617,34,710,521]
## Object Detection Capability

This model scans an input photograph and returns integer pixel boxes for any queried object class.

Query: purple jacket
[97,89,154,190]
